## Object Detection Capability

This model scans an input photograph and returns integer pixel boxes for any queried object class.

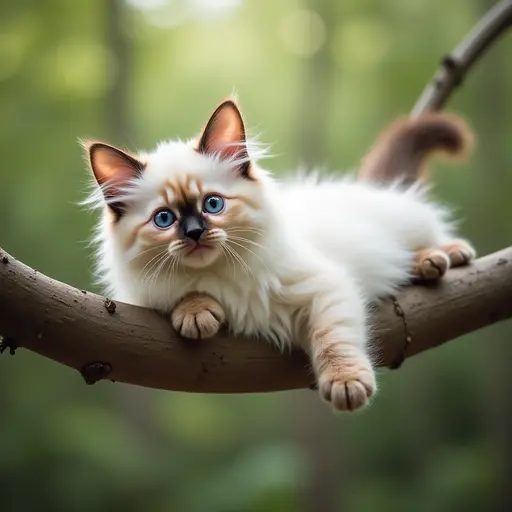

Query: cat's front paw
[171,293,225,340]
[318,363,376,412]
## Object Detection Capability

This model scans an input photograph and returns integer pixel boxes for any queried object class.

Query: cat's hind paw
[412,249,450,281]
[412,241,475,283]
[171,293,225,340]
[442,240,476,268]
[318,365,376,412]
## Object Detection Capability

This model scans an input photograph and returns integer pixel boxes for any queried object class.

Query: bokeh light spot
[279,9,326,57]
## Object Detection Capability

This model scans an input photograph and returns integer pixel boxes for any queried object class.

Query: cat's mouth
[179,237,223,268]
[186,243,213,256]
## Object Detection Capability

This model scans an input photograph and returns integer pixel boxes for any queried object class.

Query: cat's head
[85,99,270,271]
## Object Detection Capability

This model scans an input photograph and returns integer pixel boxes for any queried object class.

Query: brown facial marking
[223,193,259,210]
[185,173,193,191]
[166,178,200,207]
[106,206,119,224]
[137,224,178,249]
[160,188,170,205]
[125,219,150,249]
[207,201,251,229]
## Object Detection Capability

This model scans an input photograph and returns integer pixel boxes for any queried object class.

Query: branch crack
[389,296,412,370]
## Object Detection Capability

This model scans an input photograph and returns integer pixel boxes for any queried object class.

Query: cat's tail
[358,113,474,185]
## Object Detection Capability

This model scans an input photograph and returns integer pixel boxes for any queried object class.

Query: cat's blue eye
[203,195,225,214]
[153,208,176,229]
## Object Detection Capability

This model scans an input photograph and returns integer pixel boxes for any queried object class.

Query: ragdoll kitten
[85,99,475,412]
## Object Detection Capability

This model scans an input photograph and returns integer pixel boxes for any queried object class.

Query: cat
[84,98,475,412]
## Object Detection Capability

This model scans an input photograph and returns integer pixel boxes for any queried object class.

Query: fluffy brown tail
[358,113,474,185]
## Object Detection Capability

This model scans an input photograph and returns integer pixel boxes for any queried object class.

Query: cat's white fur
[86,102,473,412]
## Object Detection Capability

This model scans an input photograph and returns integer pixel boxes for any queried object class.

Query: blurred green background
[1,0,511,511]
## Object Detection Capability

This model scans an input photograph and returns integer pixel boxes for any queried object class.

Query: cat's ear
[85,142,145,216]
[197,99,251,178]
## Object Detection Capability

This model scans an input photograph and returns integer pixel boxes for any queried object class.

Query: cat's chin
[180,245,222,269]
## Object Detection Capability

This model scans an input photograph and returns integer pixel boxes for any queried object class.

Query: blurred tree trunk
[476,0,512,509]
[105,0,160,439]
[106,0,133,145]
[295,0,335,168]
[292,392,347,512]
[293,1,346,510]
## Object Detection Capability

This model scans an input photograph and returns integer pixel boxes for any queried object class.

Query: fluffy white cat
[85,99,475,412]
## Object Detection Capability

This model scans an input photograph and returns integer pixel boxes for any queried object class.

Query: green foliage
[1,0,511,510]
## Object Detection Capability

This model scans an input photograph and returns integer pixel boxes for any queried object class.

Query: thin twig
[411,0,512,116]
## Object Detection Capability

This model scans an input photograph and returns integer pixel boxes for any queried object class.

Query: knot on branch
[441,55,465,86]
[0,336,19,355]
[104,298,117,314]
[80,362,112,385]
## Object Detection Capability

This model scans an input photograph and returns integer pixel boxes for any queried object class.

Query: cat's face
[87,99,268,271]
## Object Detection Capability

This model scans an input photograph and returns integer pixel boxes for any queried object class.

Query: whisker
[164,253,177,289]
[224,243,253,278]
[221,244,237,279]
[222,243,244,273]
[228,235,272,255]
[150,253,173,291]
[128,245,167,263]
[227,239,269,271]
[139,258,167,295]
[226,227,265,236]
[146,253,173,308]
[136,249,168,283]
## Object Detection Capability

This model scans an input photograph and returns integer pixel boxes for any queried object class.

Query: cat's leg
[412,239,476,282]
[171,293,226,339]
[305,273,376,412]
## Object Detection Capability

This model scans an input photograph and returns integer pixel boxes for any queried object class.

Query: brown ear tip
[80,139,111,158]
[222,94,240,106]
[209,94,242,116]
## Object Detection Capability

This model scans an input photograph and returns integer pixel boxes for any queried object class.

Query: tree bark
[1,246,511,393]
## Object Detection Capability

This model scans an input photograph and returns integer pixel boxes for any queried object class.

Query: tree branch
[1,246,512,392]
[411,0,512,116]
